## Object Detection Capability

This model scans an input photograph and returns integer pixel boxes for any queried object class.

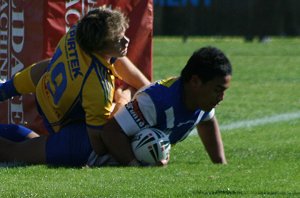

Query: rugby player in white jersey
[94,46,232,166]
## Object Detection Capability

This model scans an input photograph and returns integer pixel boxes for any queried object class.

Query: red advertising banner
[0,0,153,134]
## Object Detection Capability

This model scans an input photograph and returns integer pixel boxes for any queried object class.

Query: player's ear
[190,75,202,86]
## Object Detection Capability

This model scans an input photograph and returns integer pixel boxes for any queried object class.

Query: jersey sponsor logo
[66,27,82,80]
[125,100,150,129]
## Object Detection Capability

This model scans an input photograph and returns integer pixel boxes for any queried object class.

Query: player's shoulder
[136,77,181,112]
[157,77,179,88]
[142,77,180,95]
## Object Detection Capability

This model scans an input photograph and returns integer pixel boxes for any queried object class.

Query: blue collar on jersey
[110,57,117,64]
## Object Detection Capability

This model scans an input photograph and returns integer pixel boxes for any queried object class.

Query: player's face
[101,30,130,58]
[196,75,231,111]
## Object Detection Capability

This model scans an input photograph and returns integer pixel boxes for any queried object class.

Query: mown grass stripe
[191,111,300,135]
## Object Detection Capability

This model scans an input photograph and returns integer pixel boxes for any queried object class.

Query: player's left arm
[196,116,227,164]
[110,85,133,117]
[111,57,150,117]
[99,92,167,167]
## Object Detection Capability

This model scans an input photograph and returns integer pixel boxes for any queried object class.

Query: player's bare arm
[110,86,133,117]
[98,118,136,165]
[30,58,51,86]
[114,56,151,90]
[196,116,227,164]
[13,58,51,95]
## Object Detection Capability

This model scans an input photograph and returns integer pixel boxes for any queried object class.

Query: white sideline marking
[191,111,300,135]
[220,111,300,131]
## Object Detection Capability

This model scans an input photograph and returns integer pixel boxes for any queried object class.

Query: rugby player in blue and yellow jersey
[1,46,231,167]
[0,7,150,166]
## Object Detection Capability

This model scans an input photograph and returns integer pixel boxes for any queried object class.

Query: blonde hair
[76,7,129,54]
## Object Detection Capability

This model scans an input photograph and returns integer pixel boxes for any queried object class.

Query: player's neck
[183,84,198,111]
[98,54,113,64]
[102,55,111,63]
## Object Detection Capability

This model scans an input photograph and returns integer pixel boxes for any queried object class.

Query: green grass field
[1,37,299,197]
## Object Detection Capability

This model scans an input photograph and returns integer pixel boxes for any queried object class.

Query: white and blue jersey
[114,77,215,144]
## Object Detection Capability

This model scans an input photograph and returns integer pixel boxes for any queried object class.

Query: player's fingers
[156,158,169,166]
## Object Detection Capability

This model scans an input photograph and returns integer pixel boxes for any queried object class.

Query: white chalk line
[191,111,300,135]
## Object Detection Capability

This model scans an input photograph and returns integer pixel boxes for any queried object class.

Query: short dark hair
[76,7,129,54]
[181,46,232,83]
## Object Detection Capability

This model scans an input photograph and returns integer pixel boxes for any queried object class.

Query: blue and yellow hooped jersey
[36,26,120,132]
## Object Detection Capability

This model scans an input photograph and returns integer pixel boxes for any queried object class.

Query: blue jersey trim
[94,58,110,103]
[86,124,104,129]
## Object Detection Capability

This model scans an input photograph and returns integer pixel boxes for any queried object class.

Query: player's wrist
[115,100,128,105]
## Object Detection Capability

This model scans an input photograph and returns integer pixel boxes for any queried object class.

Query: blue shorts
[46,122,92,166]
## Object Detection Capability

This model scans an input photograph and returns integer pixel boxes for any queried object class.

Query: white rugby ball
[131,128,171,165]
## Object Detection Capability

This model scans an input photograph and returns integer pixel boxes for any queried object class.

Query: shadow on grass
[193,190,300,196]
[0,162,28,168]
[0,162,84,169]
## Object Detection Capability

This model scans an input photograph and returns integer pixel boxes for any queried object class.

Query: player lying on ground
[0,46,232,167]
[89,46,232,166]
[0,7,150,166]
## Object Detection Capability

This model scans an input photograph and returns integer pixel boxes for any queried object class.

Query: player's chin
[114,52,127,58]
[202,105,214,112]
[114,48,128,57]
[121,49,128,56]
[121,46,128,54]
[115,51,127,57]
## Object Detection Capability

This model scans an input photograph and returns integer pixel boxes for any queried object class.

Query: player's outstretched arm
[196,116,227,164]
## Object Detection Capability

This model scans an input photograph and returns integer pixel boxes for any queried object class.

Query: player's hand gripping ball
[131,128,171,165]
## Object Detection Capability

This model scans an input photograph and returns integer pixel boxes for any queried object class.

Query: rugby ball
[131,128,171,165]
